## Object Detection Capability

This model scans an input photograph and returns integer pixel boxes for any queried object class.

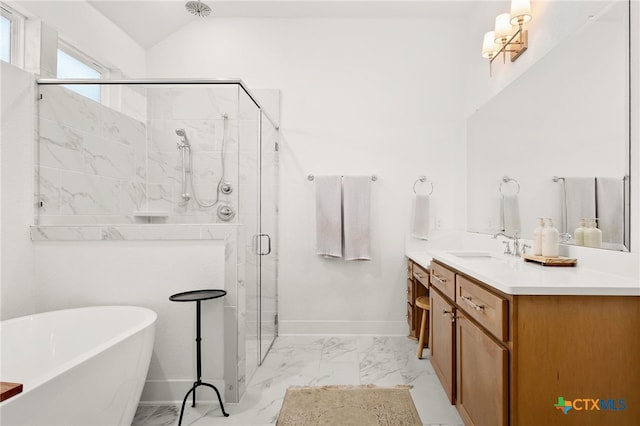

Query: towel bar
[307,174,377,181]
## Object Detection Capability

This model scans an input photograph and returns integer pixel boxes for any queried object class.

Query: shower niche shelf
[133,211,170,217]
[133,211,170,224]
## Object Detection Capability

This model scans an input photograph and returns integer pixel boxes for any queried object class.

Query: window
[1,5,25,66]
[57,45,105,102]
[1,15,9,63]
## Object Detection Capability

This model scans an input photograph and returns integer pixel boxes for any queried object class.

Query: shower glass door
[258,111,278,363]
[240,91,279,380]
[238,89,260,382]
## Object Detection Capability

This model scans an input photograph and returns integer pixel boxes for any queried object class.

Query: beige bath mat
[276,384,422,426]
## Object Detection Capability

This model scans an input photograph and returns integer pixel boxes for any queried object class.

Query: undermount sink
[447,251,494,258]
[446,251,523,268]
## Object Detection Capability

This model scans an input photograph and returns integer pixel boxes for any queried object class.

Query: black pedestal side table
[169,289,229,425]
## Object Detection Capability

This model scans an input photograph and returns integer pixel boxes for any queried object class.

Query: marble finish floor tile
[132,336,463,426]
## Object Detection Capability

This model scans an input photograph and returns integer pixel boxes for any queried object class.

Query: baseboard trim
[140,378,226,404]
[278,320,408,336]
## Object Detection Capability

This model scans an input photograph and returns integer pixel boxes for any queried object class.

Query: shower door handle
[256,233,272,256]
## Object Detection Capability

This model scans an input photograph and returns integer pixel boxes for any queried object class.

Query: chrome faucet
[492,231,522,256]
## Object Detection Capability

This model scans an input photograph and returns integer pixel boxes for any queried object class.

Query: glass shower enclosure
[34,78,278,401]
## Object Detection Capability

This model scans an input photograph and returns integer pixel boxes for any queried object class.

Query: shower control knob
[217,204,236,221]
[220,182,233,195]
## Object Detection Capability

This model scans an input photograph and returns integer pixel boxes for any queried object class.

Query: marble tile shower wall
[37,85,145,224]
[36,85,247,225]
[146,87,241,224]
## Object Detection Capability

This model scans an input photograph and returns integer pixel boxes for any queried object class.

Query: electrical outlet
[436,218,442,229]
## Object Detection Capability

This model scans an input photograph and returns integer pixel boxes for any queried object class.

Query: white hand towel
[596,177,624,245]
[501,194,521,236]
[564,177,596,235]
[315,175,343,257]
[342,176,371,261]
[412,195,430,240]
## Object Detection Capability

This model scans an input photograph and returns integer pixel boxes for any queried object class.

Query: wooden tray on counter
[1,382,23,401]
[522,254,577,267]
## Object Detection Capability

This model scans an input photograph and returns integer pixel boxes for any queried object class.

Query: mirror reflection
[466,0,630,251]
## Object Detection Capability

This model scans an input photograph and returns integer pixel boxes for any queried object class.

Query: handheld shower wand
[175,116,230,209]
[176,129,191,202]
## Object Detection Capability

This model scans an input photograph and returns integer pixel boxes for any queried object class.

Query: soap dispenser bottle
[574,218,587,246]
[541,218,559,257]
[533,217,544,256]
[584,218,602,248]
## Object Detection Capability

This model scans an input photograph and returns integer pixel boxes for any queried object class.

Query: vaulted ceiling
[86,1,473,48]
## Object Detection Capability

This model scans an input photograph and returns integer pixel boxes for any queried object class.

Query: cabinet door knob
[442,309,456,322]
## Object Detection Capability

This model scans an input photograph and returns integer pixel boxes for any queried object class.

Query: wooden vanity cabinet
[429,259,509,423]
[406,259,428,340]
[429,287,456,404]
[427,258,640,426]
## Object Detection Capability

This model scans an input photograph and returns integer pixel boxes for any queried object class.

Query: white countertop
[407,250,640,296]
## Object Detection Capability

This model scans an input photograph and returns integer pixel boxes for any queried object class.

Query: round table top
[169,289,227,302]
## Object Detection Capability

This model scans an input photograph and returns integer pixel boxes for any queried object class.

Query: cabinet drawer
[430,261,455,300]
[413,263,430,288]
[456,275,508,341]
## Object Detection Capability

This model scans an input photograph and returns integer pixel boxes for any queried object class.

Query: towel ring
[499,176,520,195]
[413,176,434,196]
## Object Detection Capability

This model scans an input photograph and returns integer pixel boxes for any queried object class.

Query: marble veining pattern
[37,85,255,226]
[30,224,241,241]
[132,336,463,426]
[37,86,147,224]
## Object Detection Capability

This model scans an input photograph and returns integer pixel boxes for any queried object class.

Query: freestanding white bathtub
[0,306,156,426]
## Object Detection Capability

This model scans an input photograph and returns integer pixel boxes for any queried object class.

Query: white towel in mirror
[342,176,371,261]
[315,175,343,257]
[412,195,430,240]
[596,177,624,245]
[501,194,521,236]
[564,177,596,235]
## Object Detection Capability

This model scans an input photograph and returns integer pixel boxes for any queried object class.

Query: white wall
[148,17,466,334]
[1,62,37,320]
[32,240,228,403]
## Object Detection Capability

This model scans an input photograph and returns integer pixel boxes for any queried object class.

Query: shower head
[175,128,190,146]
[185,0,211,17]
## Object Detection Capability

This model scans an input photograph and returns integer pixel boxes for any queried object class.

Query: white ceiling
[87,1,474,49]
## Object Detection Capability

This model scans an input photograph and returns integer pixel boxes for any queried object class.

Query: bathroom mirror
[466,0,630,251]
